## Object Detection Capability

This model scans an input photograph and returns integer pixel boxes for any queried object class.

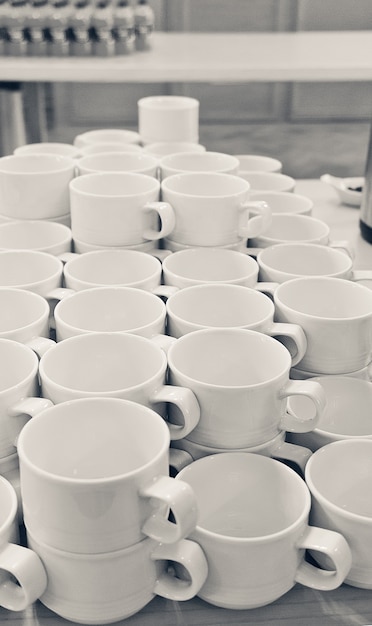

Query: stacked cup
[17,396,208,624]
[0,154,76,227]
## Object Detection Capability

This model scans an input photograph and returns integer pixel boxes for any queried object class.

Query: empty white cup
[138,96,199,144]
[0,220,72,256]
[73,129,141,149]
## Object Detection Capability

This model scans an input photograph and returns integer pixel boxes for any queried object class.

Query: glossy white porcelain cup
[305,439,372,589]
[78,142,144,156]
[0,288,54,356]
[167,328,326,448]
[235,154,282,173]
[26,530,208,625]
[144,141,206,157]
[274,276,372,374]
[248,213,352,255]
[165,283,306,366]
[63,249,168,294]
[70,172,176,247]
[176,453,351,609]
[17,397,200,553]
[239,171,295,192]
[0,154,75,220]
[0,338,52,457]
[54,286,167,341]
[73,128,141,149]
[77,151,159,178]
[39,331,200,440]
[159,151,239,179]
[0,477,47,612]
[286,376,372,451]
[138,95,199,145]
[250,191,313,215]
[0,220,72,256]
[161,172,271,246]
[14,142,81,158]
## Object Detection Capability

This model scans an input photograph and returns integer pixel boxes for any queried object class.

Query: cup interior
[64,250,161,287]
[0,339,37,391]
[70,172,159,196]
[0,220,72,251]
[78,152,157,173]
[55,287,165,332]
[0,154,74,173]
[18,398,169,479]
[167,284,272,328]
[258,214,328,241]
[40,333,165,392]
[276,277,372,318]
[258,243,352,277]
[250,192,312,214]
[306,440,372,518]
[169,329,289,386]
[163,248,258,283]
[0,288,48,331]
[0,250,62,286]
[160,152,239,173]
[178,453,308,537]
[161,172,249,197]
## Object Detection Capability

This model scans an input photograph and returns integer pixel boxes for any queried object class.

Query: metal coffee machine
[360,123,372,243]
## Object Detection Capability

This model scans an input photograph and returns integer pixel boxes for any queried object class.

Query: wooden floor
[50,121,371,180]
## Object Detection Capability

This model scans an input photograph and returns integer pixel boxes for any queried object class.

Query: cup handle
[270,441,312,475]
[329,240,354,259]
[0,543,47,611]
[294,526,352,591]
[9,397,53,446]
[352,269,372,282]
[140,475,198,543]
[142,201,176,240]
[46,287,76,330]
[169,447,194,475]
[149,384,200,440]
[150,334,177,354]
[253,281,278,299]
[151,538,208,601]
[238,200,272,239]
[267,322,307,367]
[151,284,179,299]
[278,380,327,433]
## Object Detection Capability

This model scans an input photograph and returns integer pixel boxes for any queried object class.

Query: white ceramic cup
[257,242,371,283]
[176,453,351,609]
[239,171,296,192]
[17,397,199,553]
[0,287,54,356]
[0,220,72,256]
[0,338,52,457]
[78,142,144,156]
[170,430,312,476]
[235,154,282,173]
[0,454,20,515]
[0,250,73,313]
[161,172,271,246]
[14,142,81,158]
[138,95,199,145]
[305,439,372,589]
[274,276,372,374]
[0,477,47,612]
[290,363,372,381]
[167,328,326,448]
[165,283,307,366]
[26,529,208,625]
[161,247,261,288]
[250,191,313,215]
[162,236,250,253]
[63,249,165,293]
[248,213,352,254]
[39,331,200,440]
[0,154,75,220]
[77,152,159,178]
[69,172,175,247]
[144,142,206,157]
[159,151,240,179]
[286,376,372,451]
[73,129,141,149]
[54,286,166,341]
[72,238,160,254]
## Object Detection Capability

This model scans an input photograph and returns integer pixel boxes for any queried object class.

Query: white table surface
[1,31,372,83]
[2,178,372,626]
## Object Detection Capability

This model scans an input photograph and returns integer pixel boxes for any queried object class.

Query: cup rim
[69,171,160,197]
[0,153,76,174]
[17,397,171,485]
[162,247,259,283]
[177,452,311,542]
[305,439,372,524]
[161,171,250,199]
